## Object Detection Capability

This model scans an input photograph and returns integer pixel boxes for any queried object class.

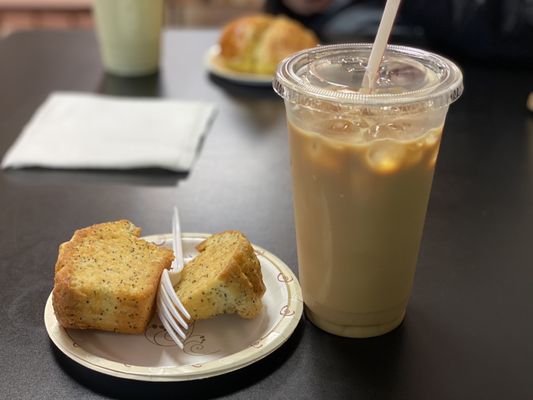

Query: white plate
[44,233,302,381]
[204,45,274,86]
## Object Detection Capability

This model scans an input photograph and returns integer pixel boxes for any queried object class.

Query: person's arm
[265,0,334,16]
[401,0,533,64]
[264,0,369,40]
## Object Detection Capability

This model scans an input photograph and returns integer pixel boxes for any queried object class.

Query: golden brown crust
[176,231,266,320]
[218,13,318,74]
[219,14,273,72]
[52,220,174,334]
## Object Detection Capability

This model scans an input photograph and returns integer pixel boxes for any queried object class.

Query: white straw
[361,0,402,91]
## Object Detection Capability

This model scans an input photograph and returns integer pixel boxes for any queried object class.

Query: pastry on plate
[175,231,266,320]
[218,14,319,75]
[52,220,174,334]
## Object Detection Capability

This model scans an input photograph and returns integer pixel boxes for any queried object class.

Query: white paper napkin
[1,92,217,172]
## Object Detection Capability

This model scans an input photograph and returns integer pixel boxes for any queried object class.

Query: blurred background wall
[0,0,264,37]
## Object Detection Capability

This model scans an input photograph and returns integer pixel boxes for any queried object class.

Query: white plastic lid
[274,43,463,114]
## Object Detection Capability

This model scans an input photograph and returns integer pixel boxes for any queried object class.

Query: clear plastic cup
[93,0,164,77]
[274,44,463,337]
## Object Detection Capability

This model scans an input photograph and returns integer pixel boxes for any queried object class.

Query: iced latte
[275,44,463,337]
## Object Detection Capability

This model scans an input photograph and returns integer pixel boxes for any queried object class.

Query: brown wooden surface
[0,29,532,399]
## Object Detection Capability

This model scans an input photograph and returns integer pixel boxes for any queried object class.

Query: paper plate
[44,233,302,381]
[204,45,274,86]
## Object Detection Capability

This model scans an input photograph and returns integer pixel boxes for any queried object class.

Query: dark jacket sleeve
[401,0,533,64]
[264,0,533,64]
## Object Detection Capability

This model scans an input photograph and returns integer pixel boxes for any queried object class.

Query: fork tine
[160,283,189,330]
[159,304,187,342]
[157,289,185,348]
[157,206,193,349]
[159,315,184,349]
[157,306,185,349]
[158,293,187,341]
[161,270,191,320]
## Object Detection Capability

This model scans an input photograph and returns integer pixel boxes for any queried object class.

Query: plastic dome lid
[274,43,463,113]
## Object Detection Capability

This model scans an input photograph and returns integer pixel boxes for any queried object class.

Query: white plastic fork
[156,206,191,349]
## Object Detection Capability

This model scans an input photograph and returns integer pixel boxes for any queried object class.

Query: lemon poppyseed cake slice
[52,220,174,334]
[175,231,266,320]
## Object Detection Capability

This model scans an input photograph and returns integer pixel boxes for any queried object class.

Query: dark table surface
[0,29,532,400]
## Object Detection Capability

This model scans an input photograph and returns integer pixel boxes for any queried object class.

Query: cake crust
[218,14,318,74]
[176,231,266,320]
[52,220,174,334]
